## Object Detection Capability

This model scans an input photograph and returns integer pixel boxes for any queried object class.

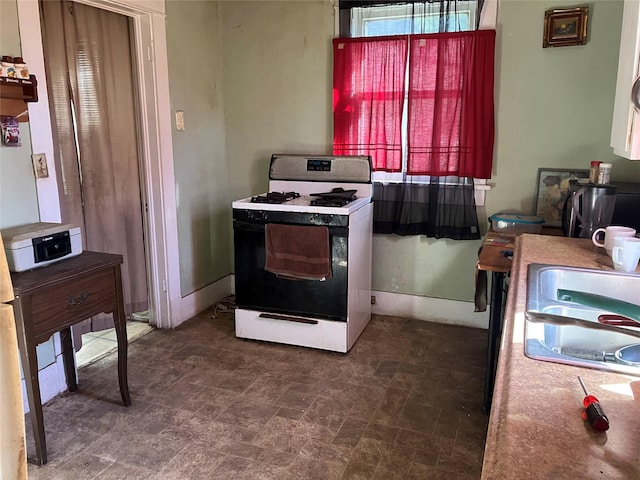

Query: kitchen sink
[525,264,640,376]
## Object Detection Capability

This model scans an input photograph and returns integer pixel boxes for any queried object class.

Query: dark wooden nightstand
[11,251,131,465]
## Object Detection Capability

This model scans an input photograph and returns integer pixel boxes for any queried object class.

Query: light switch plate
[175,110,185,131]
[32,153,49,178]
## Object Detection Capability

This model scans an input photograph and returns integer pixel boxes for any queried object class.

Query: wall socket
[371,295,376,305]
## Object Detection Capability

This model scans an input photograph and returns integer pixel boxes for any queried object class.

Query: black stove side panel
[233,219,348,321]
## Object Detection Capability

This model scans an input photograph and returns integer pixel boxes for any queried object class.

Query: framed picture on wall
[543,6,589,48]
[534,168,589,227]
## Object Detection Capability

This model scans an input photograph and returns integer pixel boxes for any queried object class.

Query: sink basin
[525,264,640,376]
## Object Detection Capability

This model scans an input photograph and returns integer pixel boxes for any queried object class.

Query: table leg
[113,266,131,407]
[483,271,505,415]
[60,327,77,392]
[13,299,47,465]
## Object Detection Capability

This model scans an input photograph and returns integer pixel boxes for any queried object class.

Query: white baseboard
[371,290,489,330]
[195,276,488,330]
[172,274,234,328]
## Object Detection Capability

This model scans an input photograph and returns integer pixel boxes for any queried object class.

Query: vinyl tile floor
[76,320,155,368]
[26,311,490,479]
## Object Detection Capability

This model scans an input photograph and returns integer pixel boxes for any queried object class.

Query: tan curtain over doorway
[40,0,148,341]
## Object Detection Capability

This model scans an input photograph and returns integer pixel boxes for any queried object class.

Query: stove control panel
[307,159,331,172]
[233,209,349,227]
[269,154,371,183]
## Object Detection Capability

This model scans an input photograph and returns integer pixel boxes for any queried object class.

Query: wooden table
[477,231,515,414]
[11,251,130,465]
[477,228,563,413]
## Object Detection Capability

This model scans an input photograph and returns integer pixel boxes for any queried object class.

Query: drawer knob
[67,292,89,305]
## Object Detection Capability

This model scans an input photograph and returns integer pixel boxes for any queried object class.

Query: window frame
[335,0,493,204]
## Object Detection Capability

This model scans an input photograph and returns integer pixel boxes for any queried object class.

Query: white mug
[611,237,640,272]
[592,226,637,255]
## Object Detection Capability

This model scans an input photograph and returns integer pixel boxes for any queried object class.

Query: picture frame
[543,6,589,48]
[534,168,589,227]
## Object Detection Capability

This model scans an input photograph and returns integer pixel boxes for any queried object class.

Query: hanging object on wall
[0,116,20,146]
[543,6,589,48]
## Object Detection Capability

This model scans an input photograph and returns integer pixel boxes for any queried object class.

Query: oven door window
[234,220,348,321]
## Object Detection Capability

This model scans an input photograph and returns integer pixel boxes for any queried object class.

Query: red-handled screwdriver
[578,376,609,432]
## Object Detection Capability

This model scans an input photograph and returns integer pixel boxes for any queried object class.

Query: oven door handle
[259,313,319,325]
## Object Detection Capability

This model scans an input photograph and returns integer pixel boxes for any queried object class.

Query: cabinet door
[611,0,640,160]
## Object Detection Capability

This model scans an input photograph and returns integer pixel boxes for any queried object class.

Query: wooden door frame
[17,0,178,329]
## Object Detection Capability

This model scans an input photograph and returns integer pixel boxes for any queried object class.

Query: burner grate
[309,188,357,207]
[251,191,301,204]
[309,197,355,207]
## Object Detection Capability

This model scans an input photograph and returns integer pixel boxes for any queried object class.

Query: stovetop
[309,197,354,207]
[233,193,371,216]
[251,192,301,204]
[251,188,358,208]
[233,153,373,216]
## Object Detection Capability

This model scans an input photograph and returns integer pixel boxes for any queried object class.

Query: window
[336,1,492,183]
[350,2,478,37]
[334,1,495,239]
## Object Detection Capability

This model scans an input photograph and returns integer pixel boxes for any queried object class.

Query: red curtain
[407,30,495,178]
[333,36,408,172]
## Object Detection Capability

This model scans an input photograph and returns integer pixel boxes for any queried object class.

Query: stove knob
[261,211,269,221]
[310,214,333,224]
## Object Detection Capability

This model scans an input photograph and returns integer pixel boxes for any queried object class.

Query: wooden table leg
[483,271,505,415]
[13,299,47,465]
[112,266,131,407]
[60,327,77,392]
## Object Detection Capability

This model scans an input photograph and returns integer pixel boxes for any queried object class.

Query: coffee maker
[562,181,617,238]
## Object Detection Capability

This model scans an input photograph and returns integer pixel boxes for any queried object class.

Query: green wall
[221,0,334,203]
[220,0,639,302]
[488,0,639,220]
[166,1,232,296]
[4,0,639,305]
[0,0,40,229]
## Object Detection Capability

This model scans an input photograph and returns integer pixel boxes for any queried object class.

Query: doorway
[18,0,179,329]
[40,1,149,341]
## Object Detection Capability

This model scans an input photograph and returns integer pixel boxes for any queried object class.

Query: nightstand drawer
[30,268,116,340]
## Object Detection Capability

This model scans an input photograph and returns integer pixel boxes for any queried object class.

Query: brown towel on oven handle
[265,224,332,280]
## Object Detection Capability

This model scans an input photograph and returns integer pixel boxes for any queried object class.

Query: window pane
[351,2,477,37]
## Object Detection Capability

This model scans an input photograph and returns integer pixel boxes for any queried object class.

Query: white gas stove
[232,154,373,353]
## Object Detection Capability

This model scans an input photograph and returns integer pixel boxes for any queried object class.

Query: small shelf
[0,75,38,121]
[0,75,38,102]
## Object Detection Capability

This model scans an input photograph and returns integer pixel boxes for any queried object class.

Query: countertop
[481,234,640,480]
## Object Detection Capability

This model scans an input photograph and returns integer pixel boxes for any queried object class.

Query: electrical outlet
[371,295,376,305]
[175,110,185,131]
[32,153,49,178]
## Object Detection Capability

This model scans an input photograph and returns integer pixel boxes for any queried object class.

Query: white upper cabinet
[611,0,640,160]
